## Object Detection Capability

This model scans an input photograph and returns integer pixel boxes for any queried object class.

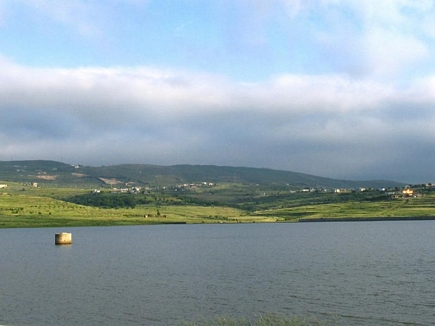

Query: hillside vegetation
[1,160,433,228]
[0,160,405,189]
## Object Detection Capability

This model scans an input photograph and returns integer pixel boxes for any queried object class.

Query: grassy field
[0,194,275,228]
[1,181,434,228]
[0,182,275,228]
[255,195,435,220]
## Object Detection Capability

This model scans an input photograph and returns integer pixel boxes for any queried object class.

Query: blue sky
[1,0,435,183]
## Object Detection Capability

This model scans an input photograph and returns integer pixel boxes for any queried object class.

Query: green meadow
[1,181,434,228]
[0,182,274,228]
[255,194,435,221]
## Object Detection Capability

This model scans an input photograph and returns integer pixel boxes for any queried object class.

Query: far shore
[3,216,435,229]
[298,216,435,222]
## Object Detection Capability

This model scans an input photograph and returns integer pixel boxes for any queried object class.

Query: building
[402,188,414,197]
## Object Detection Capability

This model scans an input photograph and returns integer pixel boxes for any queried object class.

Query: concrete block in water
[55,232,72,245]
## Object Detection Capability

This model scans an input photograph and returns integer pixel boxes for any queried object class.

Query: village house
[402,188,414,197]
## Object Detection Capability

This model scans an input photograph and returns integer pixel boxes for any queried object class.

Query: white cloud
[273,0,435,79]
[363,27,429,77]
[1,59,435,181]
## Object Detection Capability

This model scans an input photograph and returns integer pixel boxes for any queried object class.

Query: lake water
[1,221,435,326]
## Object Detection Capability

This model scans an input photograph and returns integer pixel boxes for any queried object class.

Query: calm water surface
[1,221,435,325]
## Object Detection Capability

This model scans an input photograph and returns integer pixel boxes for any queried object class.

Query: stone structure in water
[55,232,72,245]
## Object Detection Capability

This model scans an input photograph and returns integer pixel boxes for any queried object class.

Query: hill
[0,160,405,189]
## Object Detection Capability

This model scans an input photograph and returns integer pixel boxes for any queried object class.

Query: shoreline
[3,216,435,229]
[298,216,435,222]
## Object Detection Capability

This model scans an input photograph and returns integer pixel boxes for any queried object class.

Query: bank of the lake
[299,216,435,222]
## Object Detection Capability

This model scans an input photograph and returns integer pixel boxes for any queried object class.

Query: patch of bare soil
[98,177,122,185]
[35,175,57,180]
[72,173,87,177]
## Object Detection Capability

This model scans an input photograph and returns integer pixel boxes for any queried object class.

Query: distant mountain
[0,160,405,189]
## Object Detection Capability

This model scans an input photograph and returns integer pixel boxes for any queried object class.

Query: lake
[1,221,435,325]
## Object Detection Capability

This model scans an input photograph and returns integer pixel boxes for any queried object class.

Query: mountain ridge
[0,160,405,189]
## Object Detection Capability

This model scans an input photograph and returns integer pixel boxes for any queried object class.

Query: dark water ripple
[1,221,435,325]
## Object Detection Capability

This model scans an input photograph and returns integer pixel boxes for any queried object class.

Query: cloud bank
[1,57,435,183]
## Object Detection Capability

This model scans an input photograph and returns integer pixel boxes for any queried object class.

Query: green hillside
[1,161,434,229]
[0,160,405,189]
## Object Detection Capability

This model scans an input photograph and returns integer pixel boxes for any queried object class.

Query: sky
[1,0,435,183]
